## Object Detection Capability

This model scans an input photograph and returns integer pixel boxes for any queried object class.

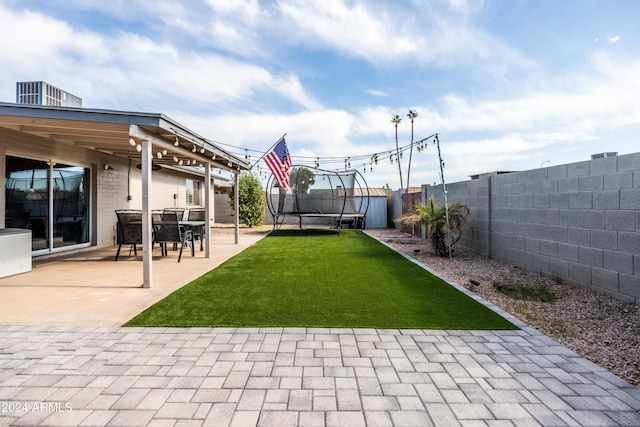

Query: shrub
[228,174,266,227]
[394,197,470,257]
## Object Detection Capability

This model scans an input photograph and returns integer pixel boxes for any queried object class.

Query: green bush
[228,174,266,227]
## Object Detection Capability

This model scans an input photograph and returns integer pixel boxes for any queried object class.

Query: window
[5,156,90,252]
[186,179,201,206]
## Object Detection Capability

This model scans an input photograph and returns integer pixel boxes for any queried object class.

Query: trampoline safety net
[265,166,370,232]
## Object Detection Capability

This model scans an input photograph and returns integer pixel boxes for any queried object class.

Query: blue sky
[1,0,639,189]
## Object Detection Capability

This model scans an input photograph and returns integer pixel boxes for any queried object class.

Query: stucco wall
[1,127,212,251]
[422,153,640,305]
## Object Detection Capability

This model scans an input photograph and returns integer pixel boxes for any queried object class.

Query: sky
[1,0,639,190]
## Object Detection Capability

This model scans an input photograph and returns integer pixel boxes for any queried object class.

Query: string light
[159,133,439,178]
[129,138,136,147]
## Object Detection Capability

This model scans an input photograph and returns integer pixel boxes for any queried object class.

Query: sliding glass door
[5,156,90,253]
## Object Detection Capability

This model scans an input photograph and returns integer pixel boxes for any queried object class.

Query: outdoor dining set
[114,208,206,262]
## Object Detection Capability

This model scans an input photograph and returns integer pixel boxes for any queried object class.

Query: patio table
[179,220,206,251]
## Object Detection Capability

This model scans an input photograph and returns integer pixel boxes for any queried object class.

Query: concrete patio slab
[0,229,267,327]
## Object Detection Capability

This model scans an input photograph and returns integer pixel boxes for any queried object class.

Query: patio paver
[0,324,638,426]
[0,230,638,426]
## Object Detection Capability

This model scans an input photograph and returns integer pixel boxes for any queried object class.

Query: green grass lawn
[126,229,516,330]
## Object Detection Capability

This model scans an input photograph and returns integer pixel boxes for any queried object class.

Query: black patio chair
[115,209,142,261]
[163,208,185,250]
[163,207,185,221]
[187,208,206,250]
[153,211,193,262]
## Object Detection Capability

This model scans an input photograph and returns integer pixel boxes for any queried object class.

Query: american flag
[263,138,293,191]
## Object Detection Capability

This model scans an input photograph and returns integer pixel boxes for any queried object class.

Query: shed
[355,187,389,229]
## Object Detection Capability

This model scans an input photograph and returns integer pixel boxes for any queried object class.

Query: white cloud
[366,89,387,97]
[275,0,531,71]
[607,35,620,44]
[0,4,319,111]
[1,1,638,189]
[180,109,353,151]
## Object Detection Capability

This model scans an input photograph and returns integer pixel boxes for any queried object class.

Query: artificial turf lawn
[126,229,517,330]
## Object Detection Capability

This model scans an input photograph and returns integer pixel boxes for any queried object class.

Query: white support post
[205,162,212,258]
[234,172,239,244]
[141,138,153,288]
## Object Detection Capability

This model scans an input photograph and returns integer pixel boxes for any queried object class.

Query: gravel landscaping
[367,228,640,387]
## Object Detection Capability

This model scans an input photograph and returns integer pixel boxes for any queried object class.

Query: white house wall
[1,127,208,252]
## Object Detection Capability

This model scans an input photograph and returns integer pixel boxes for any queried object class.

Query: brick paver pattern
[0,325,638,426]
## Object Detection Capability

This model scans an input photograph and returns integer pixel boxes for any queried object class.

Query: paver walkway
[1,322,639,426]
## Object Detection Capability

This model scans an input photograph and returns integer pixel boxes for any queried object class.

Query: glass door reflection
[5,156,90,252]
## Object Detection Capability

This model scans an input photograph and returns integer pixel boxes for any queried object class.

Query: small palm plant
[394,197,470,257]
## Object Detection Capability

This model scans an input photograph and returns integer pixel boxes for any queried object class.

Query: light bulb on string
[129,138,136,147]
[174,136,179,147]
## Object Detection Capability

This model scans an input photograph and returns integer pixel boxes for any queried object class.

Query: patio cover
[0,102,250,288]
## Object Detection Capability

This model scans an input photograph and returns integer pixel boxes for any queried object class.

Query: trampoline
[266,165,370,233]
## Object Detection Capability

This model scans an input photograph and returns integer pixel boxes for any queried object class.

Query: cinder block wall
[422,153,640,305]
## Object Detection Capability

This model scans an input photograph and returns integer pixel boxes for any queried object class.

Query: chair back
[115,210,142,244]
[187,208,205,221]
[153,211,181,242]
[152,210,163,224]
[163,208,185,221]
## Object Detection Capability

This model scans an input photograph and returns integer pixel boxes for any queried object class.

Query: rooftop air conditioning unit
[16,81,82,107]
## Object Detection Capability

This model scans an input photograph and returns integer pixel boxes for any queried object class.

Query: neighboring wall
[422,153,640,305]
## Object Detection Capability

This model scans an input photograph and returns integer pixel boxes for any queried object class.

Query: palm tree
[394,197,470,257]
[391,114,403,189]
[406,109,418,193]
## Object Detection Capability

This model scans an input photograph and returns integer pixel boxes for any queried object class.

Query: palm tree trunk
[431,225,448,257]
[406,120,414,193]
[395,126,403,190]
